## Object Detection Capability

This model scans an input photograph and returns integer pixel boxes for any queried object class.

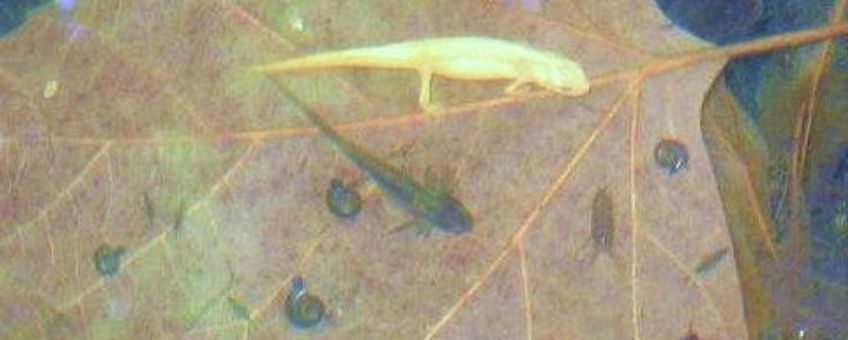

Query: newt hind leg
[505,78,532,97]
[418,69,444,116]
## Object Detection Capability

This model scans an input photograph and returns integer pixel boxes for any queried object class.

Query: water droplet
[654,139,689,175]
[290,16,304,31]
[326,179,362,219]
[94,244,125,277]
[43,80,58,99]
[285,7,304,32]
[285,276,326,329]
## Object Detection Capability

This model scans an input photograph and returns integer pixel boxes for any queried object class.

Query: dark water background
[658,0,847,338]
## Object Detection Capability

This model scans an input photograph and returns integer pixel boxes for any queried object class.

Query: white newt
[251,37,590,113]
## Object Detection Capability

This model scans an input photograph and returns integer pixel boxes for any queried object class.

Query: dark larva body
[575,187,624,273]
[273,82,473,235]
[591,188,615,252]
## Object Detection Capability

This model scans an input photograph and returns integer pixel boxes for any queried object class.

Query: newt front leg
[505,78,532,96]
[417,68,443,115]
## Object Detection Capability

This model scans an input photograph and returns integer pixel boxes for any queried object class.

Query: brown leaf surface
[1,1,846,339]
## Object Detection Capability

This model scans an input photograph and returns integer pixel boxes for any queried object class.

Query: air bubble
[654,139,689,175]
[43,80,58,99]
[285,276,327,329]
[326,179,362,219]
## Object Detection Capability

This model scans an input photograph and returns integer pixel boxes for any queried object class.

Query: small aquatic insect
[142,192,156,233]
[694,247,730,278]
[654,139,689,175]
[590,188,615,251]
[94,244,126,277]
[252,37,590,114]
[576,188,623,271]
[285,276,327,329]
[325,178,362,219]
[271,82,474,235]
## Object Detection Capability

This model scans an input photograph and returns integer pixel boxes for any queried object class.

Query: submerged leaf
[0,0,845,338]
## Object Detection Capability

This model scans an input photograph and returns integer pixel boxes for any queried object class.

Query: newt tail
[251,45,415,73]
[270,80,474,235]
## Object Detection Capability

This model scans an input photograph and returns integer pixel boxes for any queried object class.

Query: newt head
[535,52,591,96]
[424,192,474,234]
